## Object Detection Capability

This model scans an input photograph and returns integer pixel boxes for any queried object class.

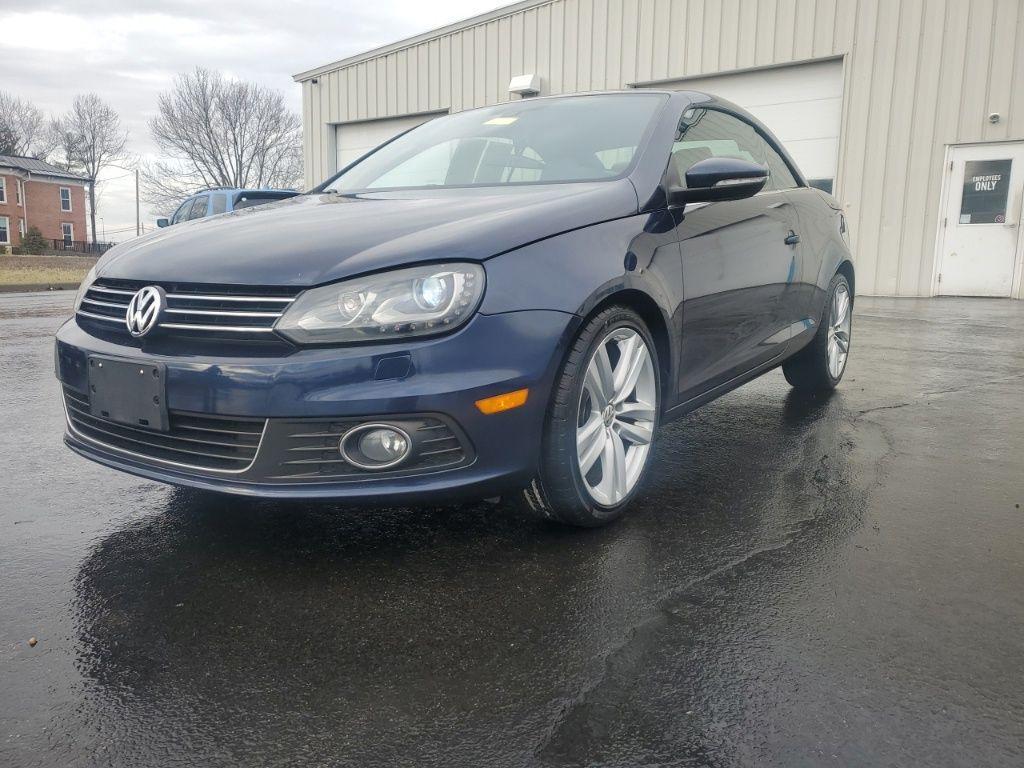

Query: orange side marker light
[475,388,529,415]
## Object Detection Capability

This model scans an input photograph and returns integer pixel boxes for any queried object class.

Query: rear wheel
[783,272,852,390]
[522,306,660,527]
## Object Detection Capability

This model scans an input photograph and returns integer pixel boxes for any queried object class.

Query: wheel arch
[581,288,674,403]
[836,259,855,299]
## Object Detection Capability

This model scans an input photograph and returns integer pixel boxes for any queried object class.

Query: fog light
[340,424,412,470]
[360,428,408,462]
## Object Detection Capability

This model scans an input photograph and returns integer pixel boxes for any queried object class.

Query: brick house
[0,154,90,252]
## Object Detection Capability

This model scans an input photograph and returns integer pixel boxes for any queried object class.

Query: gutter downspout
[23,173,29,241]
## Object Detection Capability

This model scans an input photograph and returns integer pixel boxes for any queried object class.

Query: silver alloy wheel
[827,282,852,379]
[576,327,657,506]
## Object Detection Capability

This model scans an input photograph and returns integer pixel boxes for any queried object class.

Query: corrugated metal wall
[298,0,1024,297]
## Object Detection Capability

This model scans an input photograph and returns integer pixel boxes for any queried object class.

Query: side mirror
[156,218,170,228]
[669,157,769,205]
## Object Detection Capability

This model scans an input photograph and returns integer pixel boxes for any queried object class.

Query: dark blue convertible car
[56,91,853,526]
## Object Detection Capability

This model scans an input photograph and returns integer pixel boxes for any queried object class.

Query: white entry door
[937,142,1024,297]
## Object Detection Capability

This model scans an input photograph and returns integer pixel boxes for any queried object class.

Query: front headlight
[74,266,97,311]
[275,262,485,344]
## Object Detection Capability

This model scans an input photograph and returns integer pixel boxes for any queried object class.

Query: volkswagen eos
[56,91,854,526]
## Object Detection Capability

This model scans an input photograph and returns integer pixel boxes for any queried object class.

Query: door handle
[784,231,800,245]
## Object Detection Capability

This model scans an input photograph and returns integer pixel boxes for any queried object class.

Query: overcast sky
[1,0,503,240]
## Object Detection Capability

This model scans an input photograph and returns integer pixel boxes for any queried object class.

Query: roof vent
[508,74,541,97]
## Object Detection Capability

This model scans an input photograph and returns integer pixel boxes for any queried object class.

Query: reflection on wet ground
[2,293,1023,766]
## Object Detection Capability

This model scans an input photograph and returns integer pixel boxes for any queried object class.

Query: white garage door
[335,112,444,171]
[644,59,843,192]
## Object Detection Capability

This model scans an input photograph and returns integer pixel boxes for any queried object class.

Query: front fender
[479,211,684,410]
[479,212,682,322]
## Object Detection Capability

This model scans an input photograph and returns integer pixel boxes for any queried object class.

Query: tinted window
[671,107,799,191]
[171,200,191,224]
[210,193,227,215]
[326,93,668,191]
[187,196,209,220]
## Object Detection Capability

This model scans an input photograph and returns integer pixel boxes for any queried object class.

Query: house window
[60,187,72,212]
[62,222,74,246]
[0,216,9,245]
[0,177,6,204]
[19,218,26,238]
[16,179,23,206]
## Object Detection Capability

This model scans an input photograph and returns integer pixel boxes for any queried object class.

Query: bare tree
[143,68,302,212]
[52,94,129,245]
[0,91,54,158]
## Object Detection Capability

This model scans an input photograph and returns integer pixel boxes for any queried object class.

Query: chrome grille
[63,385,266,472]
[77,279,299,337]
[267,417,468,481]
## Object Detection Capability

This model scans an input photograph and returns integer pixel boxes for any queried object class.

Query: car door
[672,106,804,401]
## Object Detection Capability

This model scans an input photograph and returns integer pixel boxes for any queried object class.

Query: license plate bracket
[87,356,168,432]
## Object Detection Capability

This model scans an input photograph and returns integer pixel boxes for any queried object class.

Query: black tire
[521,305,660,527]
[783,271,852,391]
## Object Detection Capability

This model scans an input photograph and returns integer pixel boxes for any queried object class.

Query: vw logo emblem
[125,286,164,337]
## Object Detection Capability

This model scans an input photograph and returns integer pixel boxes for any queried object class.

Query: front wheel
[522,306,660,527]
[783,271,852,390]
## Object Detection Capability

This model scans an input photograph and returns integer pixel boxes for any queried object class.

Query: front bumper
[56,310,578,501]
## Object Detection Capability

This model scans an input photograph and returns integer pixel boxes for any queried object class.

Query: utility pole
[106,163,143,240]
[135,168,141,237]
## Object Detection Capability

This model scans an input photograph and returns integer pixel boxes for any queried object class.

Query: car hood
[98,181,639,286]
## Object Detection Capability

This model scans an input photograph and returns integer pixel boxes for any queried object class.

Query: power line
[98,171,137,183]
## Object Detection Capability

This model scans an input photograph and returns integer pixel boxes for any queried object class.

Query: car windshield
[233,191,296,210]
[324,93,668,193]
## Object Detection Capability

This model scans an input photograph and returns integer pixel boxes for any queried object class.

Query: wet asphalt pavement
[1,291,1023,767]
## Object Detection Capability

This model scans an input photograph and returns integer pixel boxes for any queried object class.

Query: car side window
[171,200,191,224]
[671,107,799,191]
[761,142,799,191]
[187,195,209,220]
[210,193,227,215]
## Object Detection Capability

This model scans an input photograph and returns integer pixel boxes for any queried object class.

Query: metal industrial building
[294,0,1024,298]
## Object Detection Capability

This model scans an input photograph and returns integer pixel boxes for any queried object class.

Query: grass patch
[0,255,98,287]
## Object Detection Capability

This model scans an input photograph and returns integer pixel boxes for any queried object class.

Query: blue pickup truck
[157,188,299,227]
